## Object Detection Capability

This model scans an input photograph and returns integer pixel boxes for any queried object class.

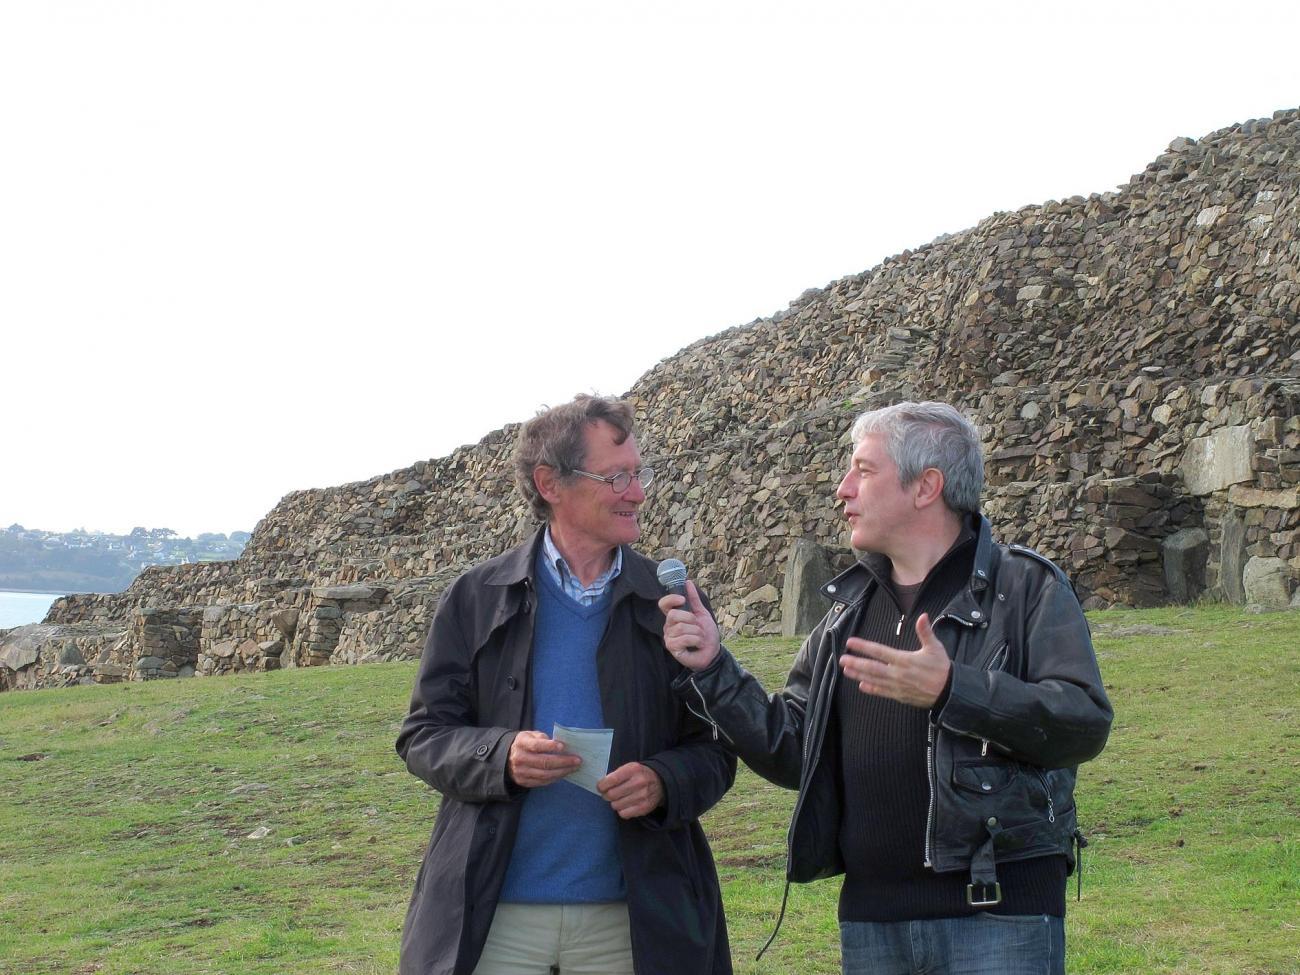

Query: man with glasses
[397,394,735,975]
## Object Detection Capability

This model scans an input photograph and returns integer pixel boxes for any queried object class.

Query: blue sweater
[499,554,625,903]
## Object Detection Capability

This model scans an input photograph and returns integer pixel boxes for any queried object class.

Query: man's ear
[534,465,563,505]
[913,467,946,510]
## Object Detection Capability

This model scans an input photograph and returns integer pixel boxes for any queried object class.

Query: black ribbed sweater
[835,533,1066,921]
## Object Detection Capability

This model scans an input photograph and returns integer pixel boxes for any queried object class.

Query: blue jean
[840,913,1065,975]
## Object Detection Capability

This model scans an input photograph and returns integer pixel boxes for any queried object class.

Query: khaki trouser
[472,902,634,975]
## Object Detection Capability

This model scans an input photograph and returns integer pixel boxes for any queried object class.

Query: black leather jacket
[675,515,1112,903]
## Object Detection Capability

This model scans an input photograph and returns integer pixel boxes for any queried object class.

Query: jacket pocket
[952,760,1017,795]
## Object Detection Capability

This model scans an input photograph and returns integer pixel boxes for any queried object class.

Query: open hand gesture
[840,612,951,708]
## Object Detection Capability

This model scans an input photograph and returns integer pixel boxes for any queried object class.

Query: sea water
[0,591,62,629]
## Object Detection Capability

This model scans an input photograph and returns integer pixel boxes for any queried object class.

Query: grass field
[2,604,1297,974]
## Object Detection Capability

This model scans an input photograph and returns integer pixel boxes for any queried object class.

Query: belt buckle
[966,882,1002,907]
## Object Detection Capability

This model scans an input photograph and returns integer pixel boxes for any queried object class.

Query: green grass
[1,605,1297,974]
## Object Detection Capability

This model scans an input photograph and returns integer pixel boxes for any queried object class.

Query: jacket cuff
[497,729,526,798]
[669,645,732,695]
[636,756,676,830]
[936,662,1047,752]
[935,660,980,732]
[931,664,955,714]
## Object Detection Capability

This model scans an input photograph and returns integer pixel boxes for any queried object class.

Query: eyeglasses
[570,466,656,493]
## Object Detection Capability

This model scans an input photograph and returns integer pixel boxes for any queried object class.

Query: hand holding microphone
[657,558,721,670]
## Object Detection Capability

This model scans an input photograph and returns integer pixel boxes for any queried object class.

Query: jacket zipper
[980,641,1010,757]
[986,641,1008,673]
[787,608,849,866]
[925,611,979,869]
[924,721,937,867]
[685,675,734,744]
[761,605,852,957]
[1035,768,1056,823]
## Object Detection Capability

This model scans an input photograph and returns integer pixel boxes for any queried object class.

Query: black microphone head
[656,558,688,595]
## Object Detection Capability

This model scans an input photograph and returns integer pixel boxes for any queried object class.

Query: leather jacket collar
[819,513,997,627]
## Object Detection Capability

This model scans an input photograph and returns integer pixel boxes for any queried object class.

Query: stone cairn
[5,108,1299,690]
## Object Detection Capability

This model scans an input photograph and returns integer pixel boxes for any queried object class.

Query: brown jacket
[396,529,735,975]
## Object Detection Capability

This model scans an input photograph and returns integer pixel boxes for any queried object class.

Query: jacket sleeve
[639,692,737,830]
[394,575,519,804]
[629,584,736,830]
[937,572,1113,768]
[670,616,824,791]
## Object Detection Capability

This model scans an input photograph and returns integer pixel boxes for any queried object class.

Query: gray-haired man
[662,401,1112,975]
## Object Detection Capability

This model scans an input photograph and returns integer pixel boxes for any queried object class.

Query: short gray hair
[513,395,636,521]
[850,401,984,514]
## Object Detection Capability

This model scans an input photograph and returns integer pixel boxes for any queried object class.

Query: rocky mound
[6,107,1298,690]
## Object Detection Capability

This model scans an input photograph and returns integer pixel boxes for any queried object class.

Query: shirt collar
[542,524,622,596]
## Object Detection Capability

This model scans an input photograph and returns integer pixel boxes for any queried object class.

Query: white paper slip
[552,723,614,795]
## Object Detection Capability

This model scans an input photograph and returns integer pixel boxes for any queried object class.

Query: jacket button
[474,744,489,757]
[971,609,983,620]
[506,675,517,690]
[987,817,999,828]
[826,584,837,594]
[981,782,992,792]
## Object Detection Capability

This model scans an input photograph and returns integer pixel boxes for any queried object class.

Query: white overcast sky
[2,0,1298,538]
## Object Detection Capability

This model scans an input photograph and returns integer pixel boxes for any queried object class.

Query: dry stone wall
[7,107,1300,688]
[0,623,124,691]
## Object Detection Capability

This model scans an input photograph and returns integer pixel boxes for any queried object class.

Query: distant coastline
[1,525,249,598]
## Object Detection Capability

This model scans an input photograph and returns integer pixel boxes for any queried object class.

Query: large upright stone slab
[1243,556,1291,610]
[1219,510,1249,604]
[1179,425,1254,495]
[1162,527,1208,604]
[780,538,837,637]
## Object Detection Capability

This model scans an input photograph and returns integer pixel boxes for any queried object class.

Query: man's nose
[623,475,646,503]
[836,470,855,500]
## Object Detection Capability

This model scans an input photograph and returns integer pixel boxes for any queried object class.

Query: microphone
[656,558,688,597]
